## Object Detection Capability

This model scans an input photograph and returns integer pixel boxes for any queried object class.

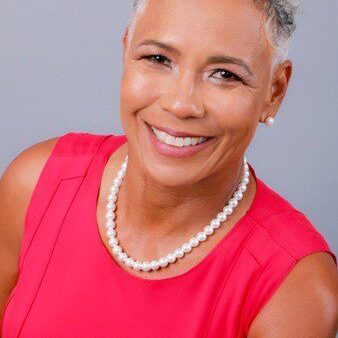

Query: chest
[3,199,257,338]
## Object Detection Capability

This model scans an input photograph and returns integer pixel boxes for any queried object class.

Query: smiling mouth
[144,121,215,140]
[146,123,214,148]
[148,122,213,138]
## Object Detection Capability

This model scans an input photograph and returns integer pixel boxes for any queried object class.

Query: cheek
[207,89,259,135]
[120,66,158,112]
[120,66,160,136]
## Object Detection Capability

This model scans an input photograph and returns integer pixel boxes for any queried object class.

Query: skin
[115,0,282,261]
[0,137,60,332]
[0,0,337,336]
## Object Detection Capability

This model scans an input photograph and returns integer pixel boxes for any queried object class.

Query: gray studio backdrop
[1,1,337,254]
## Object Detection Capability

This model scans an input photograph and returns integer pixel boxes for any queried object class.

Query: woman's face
[120,0,290,188]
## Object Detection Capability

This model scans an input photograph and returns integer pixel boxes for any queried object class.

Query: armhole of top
[245,245,336,336]
[17,132,74,271]
[18,131,110,272]
[23,131,76,216]
[244,211,337,336]
[292,210,337,266]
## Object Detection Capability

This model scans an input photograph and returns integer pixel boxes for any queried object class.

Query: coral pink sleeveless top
[1,132,336,338]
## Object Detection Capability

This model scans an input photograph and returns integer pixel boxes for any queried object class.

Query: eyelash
[140,53,243,83]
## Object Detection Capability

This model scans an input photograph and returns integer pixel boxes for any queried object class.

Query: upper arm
[0,136,60,325]
[247,252,338,338]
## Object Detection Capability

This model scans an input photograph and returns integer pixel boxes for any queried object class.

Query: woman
[1,0,337,337]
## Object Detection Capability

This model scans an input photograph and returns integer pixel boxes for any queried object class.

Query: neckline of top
[93,134,262,285]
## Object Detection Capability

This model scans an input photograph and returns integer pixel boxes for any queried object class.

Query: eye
[140,53,171,67]
[211,69,242,82]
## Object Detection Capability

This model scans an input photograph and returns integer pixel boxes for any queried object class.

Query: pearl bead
[197,231,207,242]
[108,237,118,246]
[265,116,274,126]
[107,194,117,202]
[105,220,115,228]
[223,205,233,215]
[228,198,238,208]
[242,177,249,185]
[109,187,118,196]
[125,258,134,267]
[189,238,199,248]
[113,177,122,186]
[111,185,119,194]
[141,262,151,272]
[210,218,221,229]
[182,243,192,253]
[150,260,160,270]
[106,202,116,210]
[105,210,115,220]
[204,225,214,235]
[242,174,249,182]
[167,253,176,263]
[112,245,122,255]
[174,248,184,259]
[239,183,247,192]
[118,252,128,262]
[216,212,227,222]
[234,191,243,200]
[159,257,169,267]
[132,261,142,271]
[106,229,116,237]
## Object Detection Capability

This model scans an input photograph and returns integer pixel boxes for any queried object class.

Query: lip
[145,121,216,159]
[147,122,213,138]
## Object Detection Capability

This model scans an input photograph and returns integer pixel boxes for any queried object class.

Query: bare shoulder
[247,251,338,338]
[0,136,60,254]
[0,136,60,323]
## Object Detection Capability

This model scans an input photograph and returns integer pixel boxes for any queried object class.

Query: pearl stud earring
[264,116,274,126]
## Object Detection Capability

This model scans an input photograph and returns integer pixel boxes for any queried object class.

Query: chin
[142,159,206,189]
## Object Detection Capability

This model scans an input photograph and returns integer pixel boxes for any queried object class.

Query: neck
[116,154,246,240]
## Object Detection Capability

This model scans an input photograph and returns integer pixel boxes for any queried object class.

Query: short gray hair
[128,0,300,70]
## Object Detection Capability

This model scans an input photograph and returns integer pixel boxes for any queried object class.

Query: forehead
[132,0,272,65]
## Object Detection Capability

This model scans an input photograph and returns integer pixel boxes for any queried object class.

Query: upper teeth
[151,126,208,147]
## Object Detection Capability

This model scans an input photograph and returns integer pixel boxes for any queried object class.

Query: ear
[260,60,293,123]
[122,27,129,62]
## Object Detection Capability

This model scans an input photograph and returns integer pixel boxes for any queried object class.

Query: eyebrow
[136,39,253,76]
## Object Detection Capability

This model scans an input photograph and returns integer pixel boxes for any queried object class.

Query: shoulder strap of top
[4,132,120,338]
[19,132,111,272]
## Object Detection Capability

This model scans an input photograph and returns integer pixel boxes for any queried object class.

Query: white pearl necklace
[104,155,250,272]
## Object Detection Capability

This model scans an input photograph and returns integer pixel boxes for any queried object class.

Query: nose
[159,70,205,119]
